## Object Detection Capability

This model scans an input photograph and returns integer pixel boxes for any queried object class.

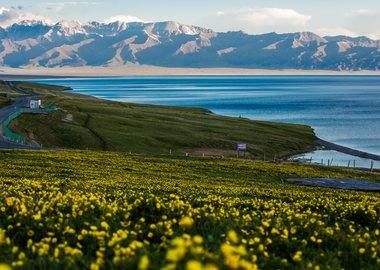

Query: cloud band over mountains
[0,4,379,39]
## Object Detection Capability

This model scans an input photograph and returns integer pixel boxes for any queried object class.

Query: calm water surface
[37,76,380,168]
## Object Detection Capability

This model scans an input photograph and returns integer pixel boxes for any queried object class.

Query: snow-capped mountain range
[0,19,379,70]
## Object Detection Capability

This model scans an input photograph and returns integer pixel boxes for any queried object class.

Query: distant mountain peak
[53,20,85,36]
[148,21,205,36]
[103,15,143,24]
[56,20,82,28]
[0,20,378,70]
[11,19,50,27]
[292,32,327,48]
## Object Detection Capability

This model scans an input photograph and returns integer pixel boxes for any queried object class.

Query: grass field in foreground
[0,150,379,269]
[9,81,315,159]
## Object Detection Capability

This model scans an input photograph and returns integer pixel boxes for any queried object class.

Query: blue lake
[36,76,380,168]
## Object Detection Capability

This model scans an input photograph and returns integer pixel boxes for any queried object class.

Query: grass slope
[0,81,19,96]
[0,150,379,269]
[0,96,10,107]
[10,81,315,158]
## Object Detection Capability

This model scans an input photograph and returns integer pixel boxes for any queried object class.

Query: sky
[0,0,379,39]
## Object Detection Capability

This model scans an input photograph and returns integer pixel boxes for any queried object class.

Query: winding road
[0,81,40,149]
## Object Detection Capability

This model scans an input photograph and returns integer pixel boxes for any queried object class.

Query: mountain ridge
[0,20,379,70]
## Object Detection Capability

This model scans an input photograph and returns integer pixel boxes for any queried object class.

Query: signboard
[237,143,247,151]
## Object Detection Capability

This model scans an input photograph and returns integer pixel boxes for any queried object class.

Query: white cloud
[348,9,377,16]
[202,7,311,34]
[345,9,380,39]
[103,15,143,24]
[0,7,51,27]
[41,2,99,12]
[0,5,143,28]
[315,27,357,38]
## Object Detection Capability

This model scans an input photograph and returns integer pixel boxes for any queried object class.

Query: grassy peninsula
[8,81,315,158]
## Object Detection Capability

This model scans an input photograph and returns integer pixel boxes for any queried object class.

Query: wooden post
[370,160,374,172]
[353,160,356,168]
[321,159,323,165]
[330,158,333,166]
[347,160,350,168]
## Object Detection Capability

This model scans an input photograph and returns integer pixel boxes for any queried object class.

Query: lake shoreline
[24,76,380,167]
[60,82,380,164]
[1,65,380,79]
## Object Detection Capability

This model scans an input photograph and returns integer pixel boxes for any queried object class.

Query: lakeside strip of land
[1,65,380,78]
[2,80,317,158]
[2,79,380,165]
[316,138,380,161]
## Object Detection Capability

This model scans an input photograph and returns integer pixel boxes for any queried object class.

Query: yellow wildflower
[179,217,194,229]
[138,255,150,270]
[0,264,11,270]
[186,260,202,270]
[292,251,302,262]
[227,230,239,243]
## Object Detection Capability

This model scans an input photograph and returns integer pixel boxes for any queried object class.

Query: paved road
[0,82,40,149]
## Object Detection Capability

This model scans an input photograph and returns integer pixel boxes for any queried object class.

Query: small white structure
[29,99,41,109]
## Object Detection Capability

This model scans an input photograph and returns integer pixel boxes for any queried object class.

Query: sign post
[236,143,247,158]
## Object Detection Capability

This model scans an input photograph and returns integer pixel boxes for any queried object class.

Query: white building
[29,99,41,109]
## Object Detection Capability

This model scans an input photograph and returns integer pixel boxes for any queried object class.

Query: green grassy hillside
[0,96,10,107]
[0,81,20,96]
[10,81,315,158]
[0,150,379,269]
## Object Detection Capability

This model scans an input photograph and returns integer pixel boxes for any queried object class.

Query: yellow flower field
[0,150,379,269]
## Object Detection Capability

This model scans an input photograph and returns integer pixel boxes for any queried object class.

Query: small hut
[29,99,41,109]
